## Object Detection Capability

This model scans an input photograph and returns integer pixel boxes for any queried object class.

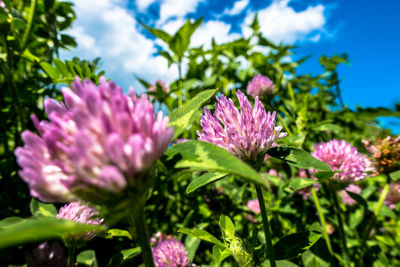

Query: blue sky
[61,0,400,133]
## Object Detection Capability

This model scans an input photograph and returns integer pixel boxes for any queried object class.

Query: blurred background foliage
[0,0,399,266]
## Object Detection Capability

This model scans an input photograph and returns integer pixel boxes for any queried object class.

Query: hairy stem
[133,209,155,267]
[255,184,276,267]
[311,187,333,255]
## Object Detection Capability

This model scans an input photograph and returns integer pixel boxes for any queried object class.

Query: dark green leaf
[313,171,335,180]
[273,230,321,260]
[107,247,141,267]
[264,260,299,267]
[266,147,332,171]
[40,62,59,79]
[346,190,367,208]
[186,172,228,194]
[166,141,268,188]
[169,89,217,139]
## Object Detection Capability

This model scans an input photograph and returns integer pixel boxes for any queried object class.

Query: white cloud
[159,0,203,24]
[224,0,249,16]
[136,0,157,11]
[242,0,326,43]
[61,0,177,92]
[191,20,241,48]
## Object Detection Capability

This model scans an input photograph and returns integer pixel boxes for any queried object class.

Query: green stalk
[356,183,390,265]
[21,0,37,51]
[311,187,333,255]
[133,209,155,267]
[255,184,276,267]
[331,190,350,267]
[68,246,75,267]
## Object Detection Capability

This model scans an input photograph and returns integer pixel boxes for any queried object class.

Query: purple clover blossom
[152,237,190,267]
[312,140,368,183]
[197,90,286,162]
[15,77,174,203]
[57,201,103,240]
[246,75,275,98]
[339,184,362,206]
[385,183,400,209]
[148,80,170,94]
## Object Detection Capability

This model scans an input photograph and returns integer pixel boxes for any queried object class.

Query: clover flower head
[385,183,400,209]
[247,75,275,97]
[14,77,174,203]
[247,198,260,214]
[152,236,190,267]
[148,80,170,94]
[340,184,362,205]
[57,201,103,240]
[197,90,286,161]
[312,140,368,182]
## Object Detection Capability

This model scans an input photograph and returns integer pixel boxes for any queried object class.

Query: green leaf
[346,190,367,208]
[30,198,57,217]
[140,22,172,44]
[169,18,203,58]
[314,123,342,133]
[389,170,400,181]
[219,215,235,239]
[40,62,59,79]
[77,250,97,267]
[166,141,268,189]
[107,247,141,267]
[264,260,299,267]
[313,171,335,180]
[186,172,228,194]
[273,230,322,260]
[168,89,217,139]
[178,228,225,247]
[53,58,70,77]
[185,235,201,262]
[266,147,332,171]
[102,229,132,240]
[288,178,317,190]
[60,34,77,47]
[213,245,232,264]
[0,217,105,249]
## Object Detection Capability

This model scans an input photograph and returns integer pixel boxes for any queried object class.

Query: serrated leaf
[30,198,57,217]
[166,141,268,189]
[178,228,225,247]
[169,89,217,139]
[186,172,228,194]
[0,217,105,249]
[288,178,317,190]
[266,147,332,171]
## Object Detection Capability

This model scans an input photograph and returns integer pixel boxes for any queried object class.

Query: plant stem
[133,209,155,267]
[331,190,350,267]
[356,183,390,265]
[255,184,276,267]
[311,187,333,255]
[68,246,75,267]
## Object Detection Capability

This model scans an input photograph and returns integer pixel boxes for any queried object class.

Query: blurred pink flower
[295,169,320,200]
[339,184,362,205]
[148,80,170,94]
[385,183,400,209]
[15,77,173,202]
[312,139,368,182]
[247,75,275,97]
